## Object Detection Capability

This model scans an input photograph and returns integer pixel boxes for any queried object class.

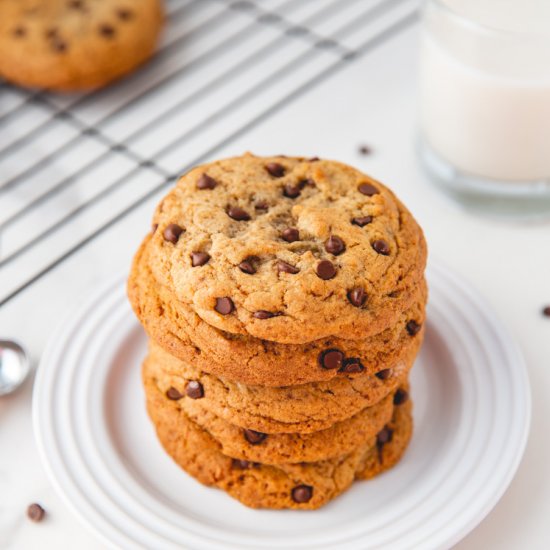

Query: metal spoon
[0,340,30,396]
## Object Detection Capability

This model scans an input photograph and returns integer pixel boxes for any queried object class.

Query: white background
[1,2,549,549]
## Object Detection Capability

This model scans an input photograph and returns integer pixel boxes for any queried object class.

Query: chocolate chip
[340,358,364,374]
[299,178,316,188]
[186,381,204,399]
[166,387,183,400]
[227,206,251,221]
[191,252,210,266]
[318,349,344,370]
[255,200,269,210]
[116,8,134,20]
[542,306,550,317]
[163,223,184,244]
[316,260,336,280]
[27,503,45,522]
[282,228,299,242]
[215,297,234,315]
[358,183,379,196]
[347,288,366,307]
[51,38,67,52]
[13,26,26,38]
[308,157,320,162]
[375,368,391,380]
[377,427,393,446]
[291,485,313,503]
[324,236,345,255]
[238,258,257,274]
[283,184,301,199]
[231,459,252,469]
[352,216,373,227]
[253,310,280,319]
[46,28,58,38]
[68,0,85,9]
[406,320,421,336]
[393,388,409,405]
[358,145,372,155]
[243,429,267,445]
[197,173,217,190]
[265,162,285,177]
[99,24,115,38]
[151,223,158,234]
[277,260,299,274]
[372,239,390,255]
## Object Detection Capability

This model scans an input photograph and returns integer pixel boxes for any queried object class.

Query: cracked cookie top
[147,154,427,343]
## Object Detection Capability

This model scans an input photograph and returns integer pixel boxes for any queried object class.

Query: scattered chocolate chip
[318,349,344,370]
[316,260,336,280]
[308,157,320,162]
[238,258,257,274]
[291,485,313,503]
[351,216,373,227]
[186,381,204,399]
[243,429,267,445]
[227,206,251,221]
[166,387,183,400]
[283,184,301,199]
[231,459,252,469]
[324,236,345,255]
[358,183,379,196]
[151,223,158,234]
[372,239,390,255]
[116,8,134,20]
[163,223,184,244]
[406,320,422,336]
[347,288,366,307]
[340,358,364,374]
[358,145,372,155]
[27,503,45,523]
[255,200,269,210]
[215,297,234,315]
[277,260,299,274]
[191,252,210,267]
[99,24,115,38]
[393,388,409,405]
[265,162,285,177]
[377,427,393,446]
[12,26,26,38]
[197,173,217,190]
[542,306,550,317]
[375,368,391,380]
[282,228,299,242]
[253,310,280,319]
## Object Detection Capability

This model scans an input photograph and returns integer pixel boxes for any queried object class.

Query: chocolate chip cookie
[146,341,414,433]
[144,370,413,509]
[128,236,426,387]
[144,355,408,463]
[0,0,164,90]
[145,154,427,344]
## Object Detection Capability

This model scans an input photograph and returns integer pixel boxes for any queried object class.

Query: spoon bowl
[0,340,30,396]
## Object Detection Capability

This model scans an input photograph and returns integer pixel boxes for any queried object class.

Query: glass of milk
[418,0,550,217]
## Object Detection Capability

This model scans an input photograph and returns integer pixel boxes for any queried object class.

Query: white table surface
[1,2,549,549]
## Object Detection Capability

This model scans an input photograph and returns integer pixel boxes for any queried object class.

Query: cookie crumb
[358,144,372,155]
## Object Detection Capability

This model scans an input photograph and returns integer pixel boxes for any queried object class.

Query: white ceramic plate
[33,262,530,550]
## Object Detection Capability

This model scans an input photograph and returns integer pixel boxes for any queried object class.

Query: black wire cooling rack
[0,0,419,308]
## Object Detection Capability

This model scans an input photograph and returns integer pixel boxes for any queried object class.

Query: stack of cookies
[128,154,427,510]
